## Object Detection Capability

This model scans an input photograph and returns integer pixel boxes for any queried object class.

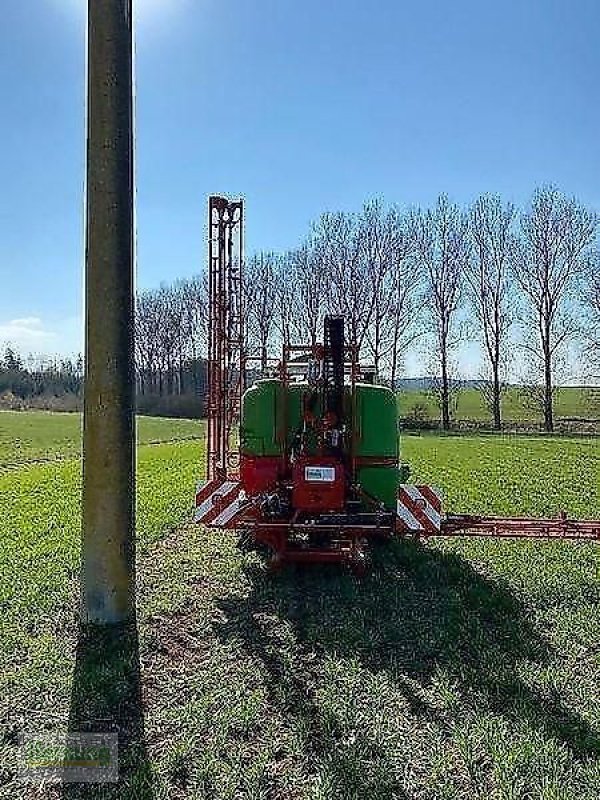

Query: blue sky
[1,0,598,373]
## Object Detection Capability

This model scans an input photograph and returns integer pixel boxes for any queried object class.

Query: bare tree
[135,289,161,394]
[272,253,296,355]
[512,187,597,432]
[387,264,427,388]
[313,211,373,356]
[361,200,394,374]
[244,252,279,373]
[154,284,186,395]
[178,275,208,393]
[135,278,207,403]
[578,252,600,416]
[410,195,470,430]
[361,200,423,384]
[579,251,600,380]
[425,357,464,426]
[289,237,326,346]
[467,194,517,429]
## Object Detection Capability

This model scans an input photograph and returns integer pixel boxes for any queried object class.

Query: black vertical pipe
[325,315,345,424]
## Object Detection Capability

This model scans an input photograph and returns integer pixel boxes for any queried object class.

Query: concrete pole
[82,0,135,624]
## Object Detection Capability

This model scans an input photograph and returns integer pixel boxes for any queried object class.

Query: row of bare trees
[243,201,424,386]
[135,277,207,405]
[135,187,598,431]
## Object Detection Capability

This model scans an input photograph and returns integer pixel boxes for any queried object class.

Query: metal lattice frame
[207,196,244,480]
[439,512,600,540]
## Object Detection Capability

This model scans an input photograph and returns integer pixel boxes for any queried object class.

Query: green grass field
[399,386,600,424]
[0,413,598,799]
[0,410,200,469]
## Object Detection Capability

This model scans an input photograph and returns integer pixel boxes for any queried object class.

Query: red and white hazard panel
[396,485,442,533]
[194,479,248,528]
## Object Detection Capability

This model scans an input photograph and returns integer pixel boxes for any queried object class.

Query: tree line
[0,347,83,409]
[3,186,598,430]
[134,276,208,416]
[133,186,599,431]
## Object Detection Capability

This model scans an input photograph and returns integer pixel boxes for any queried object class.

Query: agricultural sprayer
[195,196,600,571]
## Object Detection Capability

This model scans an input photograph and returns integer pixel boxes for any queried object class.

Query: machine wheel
[268,550,285,573]
[349,540,368,577]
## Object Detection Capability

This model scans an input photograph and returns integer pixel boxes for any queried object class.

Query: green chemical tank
[240,379,281,456]
[354,384,398,458]
[240,379,310,456]
[240,379,401,511]
[354,383,400,509]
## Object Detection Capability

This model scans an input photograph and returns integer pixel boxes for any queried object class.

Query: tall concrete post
[82,0,135,624]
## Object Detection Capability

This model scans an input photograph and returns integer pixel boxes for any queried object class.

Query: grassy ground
[404,432,600,517]
[0,414,598,799]
[399,386,600,424]
[0,411,201,469]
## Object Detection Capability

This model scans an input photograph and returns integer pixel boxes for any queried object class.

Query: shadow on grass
[62,618,154,799]
[213,538,598,795]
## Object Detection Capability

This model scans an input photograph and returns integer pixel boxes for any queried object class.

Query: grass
[403,432,600,518]
[0,410,201,469]
[399,386,600,424]
[0,413,598,799]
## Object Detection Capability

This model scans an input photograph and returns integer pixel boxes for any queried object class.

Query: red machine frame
[238,334,399,568]
[198,195,599,570]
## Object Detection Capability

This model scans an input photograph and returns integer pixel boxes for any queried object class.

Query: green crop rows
[0,413,598,799]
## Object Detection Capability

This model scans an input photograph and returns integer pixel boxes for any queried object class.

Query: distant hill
[395,377,485,391]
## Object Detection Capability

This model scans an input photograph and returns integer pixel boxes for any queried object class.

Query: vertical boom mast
[207,196,244,480]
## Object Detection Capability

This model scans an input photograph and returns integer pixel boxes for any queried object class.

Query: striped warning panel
[396,485,442,533]
[194,479,248,528]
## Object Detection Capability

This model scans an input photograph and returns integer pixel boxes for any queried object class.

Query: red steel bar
[438,512,600,540]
